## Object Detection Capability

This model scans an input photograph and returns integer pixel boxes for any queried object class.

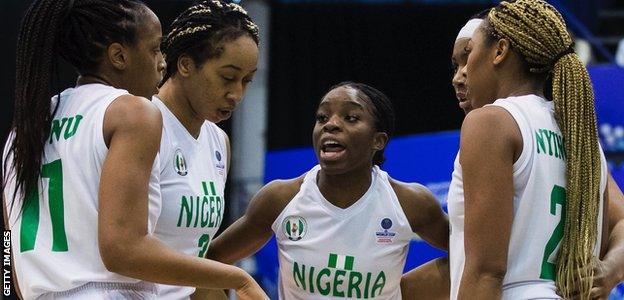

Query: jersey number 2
[539,185,566,280]
[198,233,211,257]
[20,159,68,252]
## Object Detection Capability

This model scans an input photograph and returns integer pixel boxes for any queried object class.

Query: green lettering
[347,271,363,298]
[544,130,554,155]
[535,130,546,154]
[364,272,372,299]
[201,196,209,227]
[333,270,346,297]
[371,271,386,298]
[293,261,306,290]
[49,118,67,144]
[557,135,566,160]
[208,196,216,227]
[63,115,83,139]
[177,196,193,227]
[215,196,222,228]
[194,196,200,227]
[317,268,331,296]
[309,266,315,293]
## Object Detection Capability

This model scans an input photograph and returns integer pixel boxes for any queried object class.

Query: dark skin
[206,87,449,291]
[156,35,262,299]
[454,22,624,300]
[78,8,266,300]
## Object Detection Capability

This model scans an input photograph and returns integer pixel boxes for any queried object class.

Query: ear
[107,43,128,71]
[493,38,512,66]
[372,132,388,152]
[177,55,196,78]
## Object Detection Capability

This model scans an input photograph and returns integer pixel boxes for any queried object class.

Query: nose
[323,115,341,133]
[452,66,465,88]
[226,82,245,105]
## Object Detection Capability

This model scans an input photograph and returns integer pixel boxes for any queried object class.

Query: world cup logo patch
[283,216,307,241]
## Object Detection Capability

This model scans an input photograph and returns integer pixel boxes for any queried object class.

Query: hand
[235,275,269,300]
[572,259,620,300]
[588,259,619,300]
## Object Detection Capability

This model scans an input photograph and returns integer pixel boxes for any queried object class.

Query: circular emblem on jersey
[283,216,307,241]
[215,150,222,162]
[173,149,188,176]
[381,218,393,230]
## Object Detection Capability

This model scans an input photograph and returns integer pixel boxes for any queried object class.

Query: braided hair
[6,0,149,213]
[160,0,259,84]
[327,82,395,166]
[484,1,601,298]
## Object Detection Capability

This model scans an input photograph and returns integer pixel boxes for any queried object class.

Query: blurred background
[1,0,623,298]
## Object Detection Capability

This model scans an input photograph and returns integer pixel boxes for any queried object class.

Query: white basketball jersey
[151,97,228,299]
[3,83,162,299]
[448,94,607,299]
[272,165,413,300]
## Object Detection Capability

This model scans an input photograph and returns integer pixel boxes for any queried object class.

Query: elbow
[464,261,507,284]
[99,236,134,275]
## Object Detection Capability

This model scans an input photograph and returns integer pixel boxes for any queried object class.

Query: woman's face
[452,38,472,114]
[312,86,386,175]
[184,35,259,123]
[463,24,500,111]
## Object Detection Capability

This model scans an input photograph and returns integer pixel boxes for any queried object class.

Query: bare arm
[97,95,265,299]
[207,178,302,264]
[457,107,519,300]
[394,182,449,250]
[591,173,624,299]
[401,257,450,300]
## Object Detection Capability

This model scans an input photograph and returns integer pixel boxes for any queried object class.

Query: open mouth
[218,109,232,119]
[320,140,347,161]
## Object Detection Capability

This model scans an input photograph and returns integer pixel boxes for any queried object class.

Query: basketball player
[448,6,624,299]
[2,0,265,299]
[448,1,623,299]
[205,82,450,299]
[152,1,260,299]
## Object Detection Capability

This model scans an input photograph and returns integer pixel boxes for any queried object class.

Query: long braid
[161,0,259,84]
[6,0,147,215]
[486,1,601,298]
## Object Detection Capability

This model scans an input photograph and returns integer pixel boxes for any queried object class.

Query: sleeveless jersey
[448,94,607,299]
[272,165,414,300]
[152,97,228,299]
[2,83,162,299]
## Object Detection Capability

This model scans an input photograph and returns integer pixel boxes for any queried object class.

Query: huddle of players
[3,0,624,299]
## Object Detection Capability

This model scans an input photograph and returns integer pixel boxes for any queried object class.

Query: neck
[76,74,114,88]
[157,79,204,138]
[494,57,546,99]
[317,165,373,209]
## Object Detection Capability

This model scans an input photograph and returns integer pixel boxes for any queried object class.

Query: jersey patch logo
[214,150,226,174]
[283,216,307,241]
[375,217,396,244]
[174,149,188,176]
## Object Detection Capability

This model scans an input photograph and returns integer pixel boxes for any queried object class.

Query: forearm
[102,235,250,290]
[603,220,624,284]
[401,257,449,300]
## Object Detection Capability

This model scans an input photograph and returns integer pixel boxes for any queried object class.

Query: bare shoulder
[388,177,443,230]
[389,178,438,212]
[462,106,520,143]
[103,95,162,144]
[246,175,306,226]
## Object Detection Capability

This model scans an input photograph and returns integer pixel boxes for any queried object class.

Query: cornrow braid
[6,0,147,215]
[161,0,259,84]
[486,1,601,298]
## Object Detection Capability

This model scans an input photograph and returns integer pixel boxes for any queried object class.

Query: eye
[345,115,359,122]
[243,77,253,84]
[221,75,235,82]
[315,114,328,123]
